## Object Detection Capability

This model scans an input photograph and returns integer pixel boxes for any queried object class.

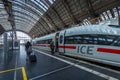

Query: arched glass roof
[0,0,55,33]
[0,0,119,38]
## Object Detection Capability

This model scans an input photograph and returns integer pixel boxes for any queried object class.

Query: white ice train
[33,25,120,67]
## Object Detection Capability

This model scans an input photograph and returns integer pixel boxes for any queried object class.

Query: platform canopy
[0,0,120,38]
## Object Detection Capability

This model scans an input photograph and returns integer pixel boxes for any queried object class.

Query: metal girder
[35,25,44,35]
[86,0,98,18]
[30,27,40,37]
[31,31,37,38]
[35,0,58,31]
[33,18,51,35]
[34,25,46,35]
[37,20,50,34]
[39,0,58,31]
[61,0,78,24]
[3,0,12,14]
[77,0,85,12]
[31,29,37,38]
[44,0,66,28]
[34,21,46,35]
[38,18,52,33]
[2,0,15,30]
[28,29,34,37]
[44,14,58,31]
[35,22,45,34]
[0,24,5,35]
[33,25,43,36]
[95,0,120,14]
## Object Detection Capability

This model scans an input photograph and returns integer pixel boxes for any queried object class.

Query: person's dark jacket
[25,42,32,50]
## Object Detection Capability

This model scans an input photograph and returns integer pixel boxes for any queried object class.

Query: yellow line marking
[22,67,27,80]
[0,67,22,74]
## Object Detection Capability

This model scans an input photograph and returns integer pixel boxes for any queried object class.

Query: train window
[64,34,120,47]
[60,35,63,44]
[112,37,120,46]
[36,39,52,44]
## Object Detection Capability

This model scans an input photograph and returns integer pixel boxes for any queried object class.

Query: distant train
[32,25,120,67]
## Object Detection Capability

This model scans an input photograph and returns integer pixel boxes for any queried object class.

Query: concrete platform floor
[0,45,119,80]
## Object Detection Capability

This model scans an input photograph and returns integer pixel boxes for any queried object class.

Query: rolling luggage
[29,52,37,62]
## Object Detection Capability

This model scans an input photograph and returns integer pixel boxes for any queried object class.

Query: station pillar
[3,32,8,54]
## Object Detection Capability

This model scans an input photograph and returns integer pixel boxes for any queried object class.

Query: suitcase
[29,52,37,62]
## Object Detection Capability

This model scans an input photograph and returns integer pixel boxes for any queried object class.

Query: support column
[3,32,8,54]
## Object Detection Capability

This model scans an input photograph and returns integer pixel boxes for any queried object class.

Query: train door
[55,33,59,52]
[58,30,66,53]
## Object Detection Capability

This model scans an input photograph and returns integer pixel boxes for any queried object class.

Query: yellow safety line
[0,67,22,74]
[22,67,27,80]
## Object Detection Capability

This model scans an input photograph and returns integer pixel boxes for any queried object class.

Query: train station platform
[0,46,120,80]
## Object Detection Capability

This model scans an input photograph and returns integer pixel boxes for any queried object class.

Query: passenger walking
[25,41,32,59]
[50,40,55,55]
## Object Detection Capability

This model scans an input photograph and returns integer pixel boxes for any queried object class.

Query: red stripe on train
[97,48,120,54]
[33,44,76,49]
[33,44,50,47]
[59,46,76,49]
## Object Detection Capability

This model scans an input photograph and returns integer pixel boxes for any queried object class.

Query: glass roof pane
[14,11,39,21]
[2,0,55,32]
[32,0,48,11]
[11,0,43,16]
[49,0,54,4]
[15,16,35,23]
[0,3,4,8]
[15,20,33,26]
[0,10,7,15]
[17,0,43,15]
[1,22,11,30]
[39,1,48,10]
[13,6,39,20]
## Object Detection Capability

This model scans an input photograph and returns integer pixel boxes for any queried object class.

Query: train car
[33,33,59,51]
[33,25,120,67]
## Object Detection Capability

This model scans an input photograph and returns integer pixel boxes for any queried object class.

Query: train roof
[65,25,120,36]
[33,25,120,42]
[33,33,56,42]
